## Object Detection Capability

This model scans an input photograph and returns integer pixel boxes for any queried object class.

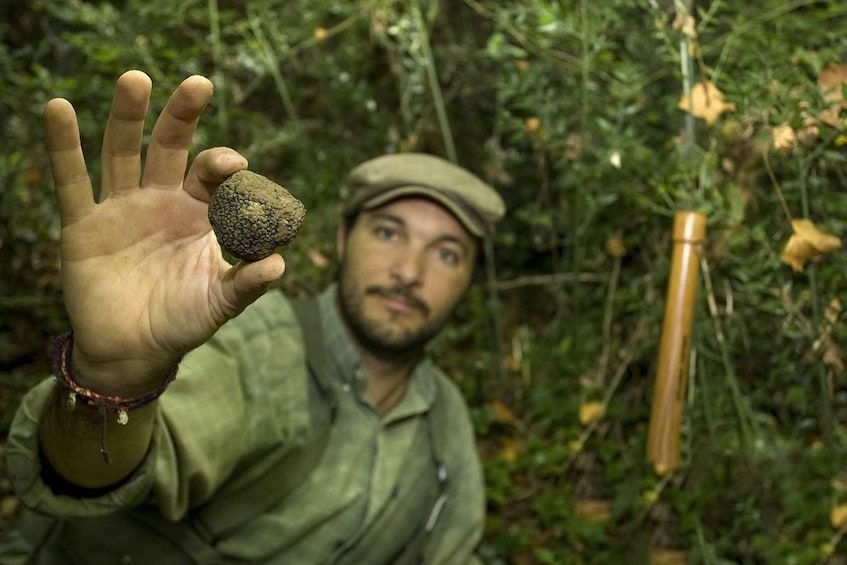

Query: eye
[436,247,461,265]
[375,226,397,240]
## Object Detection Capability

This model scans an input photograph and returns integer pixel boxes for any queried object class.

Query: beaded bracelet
[48,331,178,462]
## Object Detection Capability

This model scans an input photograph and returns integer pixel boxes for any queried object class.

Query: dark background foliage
[2,1,847,562]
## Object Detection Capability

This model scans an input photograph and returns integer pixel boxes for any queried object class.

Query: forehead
[359,197,474,243]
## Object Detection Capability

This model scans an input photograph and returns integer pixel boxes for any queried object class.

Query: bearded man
[1,71,506,564]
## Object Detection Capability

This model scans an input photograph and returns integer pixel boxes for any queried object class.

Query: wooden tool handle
[647,211,706,475]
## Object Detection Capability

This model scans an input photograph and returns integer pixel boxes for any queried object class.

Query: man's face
[337,197,477,356]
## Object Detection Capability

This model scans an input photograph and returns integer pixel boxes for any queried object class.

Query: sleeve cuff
[6,378,161,520]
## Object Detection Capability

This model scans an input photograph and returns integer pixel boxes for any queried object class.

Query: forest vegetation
[2,1,847,562]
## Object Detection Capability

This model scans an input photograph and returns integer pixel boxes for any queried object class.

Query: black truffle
[208,170,306,261]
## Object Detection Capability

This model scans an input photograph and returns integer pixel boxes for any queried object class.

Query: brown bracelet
[48,331,178,462]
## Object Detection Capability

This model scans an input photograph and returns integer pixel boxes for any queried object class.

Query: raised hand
[45,70,285,395]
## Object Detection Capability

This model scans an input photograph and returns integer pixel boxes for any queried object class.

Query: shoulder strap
[388,378,452,564]
[423,381,449,532]
[288,296,331,395]
[192,295,334,541]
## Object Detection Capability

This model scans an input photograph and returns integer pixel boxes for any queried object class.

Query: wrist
[60,333,181,397]
[49,331,179,426]
[70,354,176,398]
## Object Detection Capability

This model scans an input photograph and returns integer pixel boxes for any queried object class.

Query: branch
[491,272,605,291]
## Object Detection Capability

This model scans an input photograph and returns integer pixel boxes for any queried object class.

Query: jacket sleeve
[5,377,162,520]
[6,291,311,522]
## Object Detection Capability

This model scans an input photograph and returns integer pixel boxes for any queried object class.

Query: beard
[337,260,455,359]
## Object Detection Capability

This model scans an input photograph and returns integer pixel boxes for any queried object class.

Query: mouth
[367,287,429,316]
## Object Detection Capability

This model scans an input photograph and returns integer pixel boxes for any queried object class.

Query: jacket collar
[318,284,437,420]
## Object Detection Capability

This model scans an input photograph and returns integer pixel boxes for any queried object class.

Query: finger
[44,98,95,226]
[142,75,214,189]
[222,255,287,317]
[184,147,248,203]
[100,70,152,198]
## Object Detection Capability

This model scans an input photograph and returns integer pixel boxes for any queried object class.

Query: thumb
[222,254,286,316]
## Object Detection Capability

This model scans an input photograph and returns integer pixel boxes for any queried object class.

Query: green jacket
[2,286,484,564]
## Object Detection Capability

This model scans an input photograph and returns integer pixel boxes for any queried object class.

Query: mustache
[366,285,430,315]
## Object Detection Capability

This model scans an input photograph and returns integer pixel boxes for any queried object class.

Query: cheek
[347,235,390,267]
[341,242,374,278]
[426,272,471,310]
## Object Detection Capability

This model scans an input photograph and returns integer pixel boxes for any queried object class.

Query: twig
[208,0,229,133]
[562,316,649,473]
[824,521,847,559]
[491,272,605,291]
[411,0,457,163]
[762,150,793,224]
[579,0,590,138]
[678,0,696,155]
[797,151,834,444]
[246,4,299,122]
[712,0,832,83]
[483,239,507,382]
[234,12,364,105]
[699,256,756,448]
[763,127,842,444]
[462,0,619,85]
[598,254,622,383]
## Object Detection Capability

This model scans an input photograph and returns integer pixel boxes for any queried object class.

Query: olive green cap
[344,153,506,238]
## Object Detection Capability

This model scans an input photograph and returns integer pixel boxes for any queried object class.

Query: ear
[336,223,347,259]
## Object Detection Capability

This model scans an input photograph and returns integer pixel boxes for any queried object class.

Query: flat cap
[344,153,505,238]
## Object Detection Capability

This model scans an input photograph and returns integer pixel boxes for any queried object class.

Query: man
[1,70,504,563]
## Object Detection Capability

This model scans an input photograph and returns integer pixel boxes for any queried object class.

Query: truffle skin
[208,170,306,261]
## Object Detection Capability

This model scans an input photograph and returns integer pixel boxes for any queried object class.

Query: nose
[390,246,424,286]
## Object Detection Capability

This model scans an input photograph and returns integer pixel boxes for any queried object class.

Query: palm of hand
[62,189,224,366]
[47,71,285,390]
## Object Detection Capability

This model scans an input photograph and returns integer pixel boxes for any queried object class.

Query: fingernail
[222,152,248,169]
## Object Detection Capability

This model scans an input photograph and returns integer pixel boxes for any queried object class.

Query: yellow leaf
[831,504,847,528]
[672,0,697,40]
[525,117,541,134]
[565,133,583,160]
[821,299,845,374]
[832,472,847,492]
[772,123,797,151]
[313,27,327,40]
[797,115,821,147]
[574,499,613,522]
[502,354,521,373]
[25,166,43,187]
[579,401,605,426]
[825,298,842,325]
[606,235,626,258]
[641,488,659,504]
[649,550,689,565]
[819,106,842,129]
[818,62,847,127]
[780,219,842,272]
[491,399,520,426]
[819,63,847,105]
[827,340,847,374]
[821,542,836,557]
[678,81,736,125]
[498,437,526,462]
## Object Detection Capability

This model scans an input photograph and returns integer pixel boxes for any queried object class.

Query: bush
[2,0,846,561]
